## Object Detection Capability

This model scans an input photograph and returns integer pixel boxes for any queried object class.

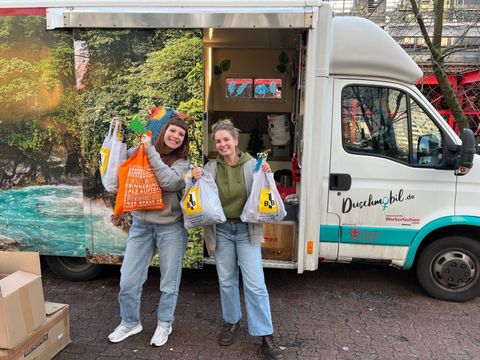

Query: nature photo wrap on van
[1,1,480,307]
[0,15,204,269]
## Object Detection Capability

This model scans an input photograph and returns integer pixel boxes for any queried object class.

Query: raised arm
[145,146,189,192]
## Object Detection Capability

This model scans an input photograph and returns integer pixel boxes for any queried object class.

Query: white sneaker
[150,323,172,347]
[108,323,143,343]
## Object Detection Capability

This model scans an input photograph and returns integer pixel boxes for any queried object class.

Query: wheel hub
[432,251,476,289]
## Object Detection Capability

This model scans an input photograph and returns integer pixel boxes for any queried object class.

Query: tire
[416,236,480,302]
[44,256,105,281]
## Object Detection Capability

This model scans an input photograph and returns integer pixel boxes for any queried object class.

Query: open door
[202,28,306,268]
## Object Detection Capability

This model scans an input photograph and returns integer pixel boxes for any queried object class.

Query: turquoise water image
[0,185,127,257]
[84,196,128,256]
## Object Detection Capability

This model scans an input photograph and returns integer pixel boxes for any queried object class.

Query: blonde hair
[211,119,240,141]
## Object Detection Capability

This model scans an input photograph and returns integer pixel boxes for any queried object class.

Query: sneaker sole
[108,325,143,343]
[150,326,173,347]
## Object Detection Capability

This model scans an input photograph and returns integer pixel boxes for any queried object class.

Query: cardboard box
[0,303,70,360]
[262,222,296,261]
[0,252,46,349]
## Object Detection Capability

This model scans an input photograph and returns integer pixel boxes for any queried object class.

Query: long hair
[153,115,189,166]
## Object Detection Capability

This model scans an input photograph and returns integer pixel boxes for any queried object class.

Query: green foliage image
[0,17,205,268]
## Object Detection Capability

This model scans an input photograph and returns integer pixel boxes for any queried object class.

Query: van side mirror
[416,134,441,166]
[455,128,475,175]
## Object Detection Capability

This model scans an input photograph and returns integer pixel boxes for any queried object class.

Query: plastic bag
[182,170,226,228]
[113,143,164,216]
[241,169,286,223]
[100,118,127,192]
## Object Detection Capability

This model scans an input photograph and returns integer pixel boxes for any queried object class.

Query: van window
[341,85,443,167]
[410,98,443,166]
[342,86,409,163]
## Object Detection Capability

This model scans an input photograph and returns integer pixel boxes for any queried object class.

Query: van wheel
[44,256,104,281]
[416,236,480,302]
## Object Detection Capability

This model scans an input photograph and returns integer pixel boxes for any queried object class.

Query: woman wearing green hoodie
[192,119,283,360]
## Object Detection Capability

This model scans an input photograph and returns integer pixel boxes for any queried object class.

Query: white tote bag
[240,170,286,223]
[182,170,226,228]
[100,118,127,192]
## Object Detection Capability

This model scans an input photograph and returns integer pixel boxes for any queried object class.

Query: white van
[1,1,477,302]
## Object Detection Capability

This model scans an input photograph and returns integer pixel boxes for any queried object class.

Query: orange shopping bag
[113,143,164,216]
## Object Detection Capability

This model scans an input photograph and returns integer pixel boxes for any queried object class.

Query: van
[0,1,476,302]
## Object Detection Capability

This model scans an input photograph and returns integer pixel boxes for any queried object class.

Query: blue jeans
[118,218,187,327]
[215,222,273,336]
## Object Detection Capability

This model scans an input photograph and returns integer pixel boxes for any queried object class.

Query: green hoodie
[216,151,253,220]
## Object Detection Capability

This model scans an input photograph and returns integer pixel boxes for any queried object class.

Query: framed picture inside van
[225,78,253,98]
[254,78,282,99]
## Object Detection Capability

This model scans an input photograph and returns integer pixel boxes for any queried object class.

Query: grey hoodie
[127,145,189,224]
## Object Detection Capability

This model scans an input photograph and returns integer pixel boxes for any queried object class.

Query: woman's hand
[141,134,152,147]
[191,165,203,180]
[261,161,272,173]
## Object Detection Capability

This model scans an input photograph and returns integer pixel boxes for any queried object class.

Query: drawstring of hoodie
[236,166,241,183]
[217,151,253,185]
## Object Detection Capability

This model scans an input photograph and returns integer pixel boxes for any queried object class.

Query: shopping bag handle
[107,116,123,138]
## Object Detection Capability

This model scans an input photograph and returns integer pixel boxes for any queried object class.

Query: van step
[203,257,297,269]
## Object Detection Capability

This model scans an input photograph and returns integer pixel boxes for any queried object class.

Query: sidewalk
[43,262,480,359]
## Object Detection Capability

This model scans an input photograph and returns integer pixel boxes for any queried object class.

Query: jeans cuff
[121,320,140,328]
[158,320,172,327]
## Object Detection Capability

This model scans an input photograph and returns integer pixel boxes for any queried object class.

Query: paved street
[43,261,480,360]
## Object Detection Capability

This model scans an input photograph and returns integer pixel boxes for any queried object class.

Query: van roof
[0,1,318,29]
[0,0,321,10]
[331,17,423,83]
